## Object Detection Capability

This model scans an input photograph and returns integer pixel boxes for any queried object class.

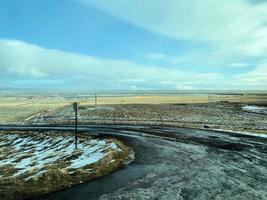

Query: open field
[6,93,263,134]
[26,102,267,133]
[80,94,267,105]
[0,131,132,200]
[0,97,70,123]
[0,93,267,200]
[1,93,267,125]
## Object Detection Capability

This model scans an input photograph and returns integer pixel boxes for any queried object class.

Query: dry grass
[80,94,267,105]
[0,131,132,200]
[0,94,266,124]
[0,97,70,123]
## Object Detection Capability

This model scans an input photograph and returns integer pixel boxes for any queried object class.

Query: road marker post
[73,102,78,149]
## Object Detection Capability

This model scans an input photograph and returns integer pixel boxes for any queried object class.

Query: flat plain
[0,93,267,200]
[0,97,70,123]
[1,93,267,124]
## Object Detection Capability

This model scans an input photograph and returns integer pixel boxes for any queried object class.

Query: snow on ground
[242,105,267,114]
[213,129,267,138]
[0,132,123,180]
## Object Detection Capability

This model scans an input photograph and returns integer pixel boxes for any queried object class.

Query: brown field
[0,94,267,124]
[80,94,267,105]
[0,97,70,123]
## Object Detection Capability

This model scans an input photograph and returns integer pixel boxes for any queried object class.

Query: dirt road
[3,125,262,200]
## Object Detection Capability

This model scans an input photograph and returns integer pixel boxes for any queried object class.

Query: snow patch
[213,129,267,138]
[242,105,267,114]
[0,132,124,179]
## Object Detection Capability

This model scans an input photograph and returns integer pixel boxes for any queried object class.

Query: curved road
[1,124,267,200]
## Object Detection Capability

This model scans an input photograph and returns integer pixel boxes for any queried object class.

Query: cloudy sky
[0,0,267,90]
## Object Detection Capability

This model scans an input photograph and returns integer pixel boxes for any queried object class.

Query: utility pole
[73,102,78,149]
[95,94,97,107]
[211,93,213,103]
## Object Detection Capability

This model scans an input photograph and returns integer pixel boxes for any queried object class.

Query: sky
[0,0,267,91]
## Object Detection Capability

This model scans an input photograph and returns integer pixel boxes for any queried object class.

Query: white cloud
[146,52,195,66]
[78,0,267,58]
[234,61,267,87]
[229,62,250,68]
[0,39,223,89]
[76,0,267,90]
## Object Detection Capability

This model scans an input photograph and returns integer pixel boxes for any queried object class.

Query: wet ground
[15,125,266,200]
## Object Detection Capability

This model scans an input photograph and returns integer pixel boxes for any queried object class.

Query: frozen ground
[26,102,267,132]
[35,125,267,200]
[242,105,267,114]
[0,131,132,200]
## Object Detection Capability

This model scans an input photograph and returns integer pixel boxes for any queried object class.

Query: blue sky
[0,0,267,90]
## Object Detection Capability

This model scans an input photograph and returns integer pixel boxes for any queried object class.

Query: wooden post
[95,94,97,107]
[73,102,78,149]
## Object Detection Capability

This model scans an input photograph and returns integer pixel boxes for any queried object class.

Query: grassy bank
[0,131,132,200]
